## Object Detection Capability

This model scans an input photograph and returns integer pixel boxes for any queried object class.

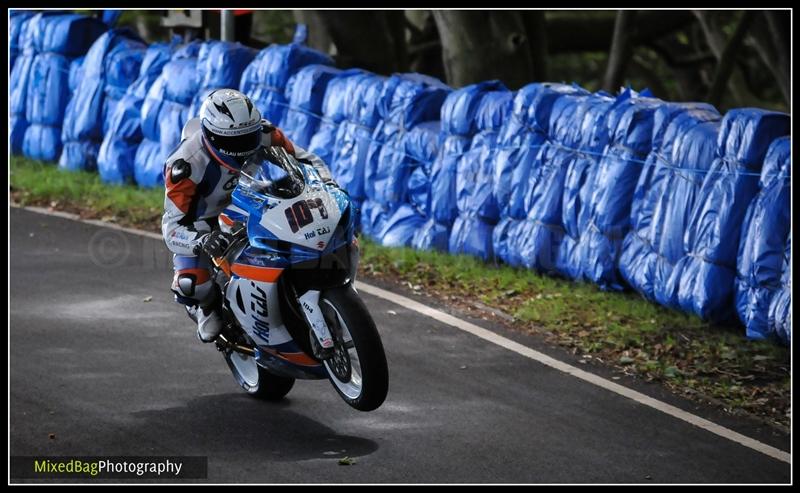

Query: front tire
[320,285,388,411]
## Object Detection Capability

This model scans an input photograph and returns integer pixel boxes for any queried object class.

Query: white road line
[12,204,791,464]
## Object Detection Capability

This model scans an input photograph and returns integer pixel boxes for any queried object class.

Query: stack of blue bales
[280,64,342,149]
[556,92,618,278]
[768,233,791,344]
[21,13,107,161]
[240,43,332,126]
[558,90,664,290]
[10,11,35,73]
[135,41,202,188]
[307,69,368,166]
[329,72,387,233]
[97,42,174,184]
[735,137,791,341]
[619,103,722,302]
[379,121,443,247]
[361,73,450,244]
[669,109,790,322]
[449,85,513,260]
[188,40,257,118]
[10,14,40,154]
[492,83,588,267]
[413,81,505,251]
[59,28,147,171]
[514,87,600,272]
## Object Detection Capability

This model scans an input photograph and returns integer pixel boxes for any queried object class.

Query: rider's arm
[162,158,210,256]
[263,122,335,184]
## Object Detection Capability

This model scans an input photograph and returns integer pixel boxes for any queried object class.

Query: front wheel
[320,285,389,411]
[224,346,295,401]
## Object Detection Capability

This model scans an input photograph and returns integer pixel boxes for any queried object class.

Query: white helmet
[199,89,262,164]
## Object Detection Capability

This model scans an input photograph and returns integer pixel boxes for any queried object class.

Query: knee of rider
[172,270,215,306]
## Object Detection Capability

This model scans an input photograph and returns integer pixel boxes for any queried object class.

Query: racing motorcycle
[186,146,388,412]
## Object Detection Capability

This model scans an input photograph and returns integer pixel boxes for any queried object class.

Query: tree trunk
[521,11,549,81]
[292,10,332,54]
[433,10,534,89]
[545,10,694,53]
[406,10,446,81]
[602,10,637,93]
[312,11,407,74]
[749,11,790,106]
[693,10,761,107]
[706,11,755,107]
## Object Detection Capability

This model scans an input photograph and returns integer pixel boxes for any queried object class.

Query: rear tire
[224,349,295,401]
[321,285,388,411]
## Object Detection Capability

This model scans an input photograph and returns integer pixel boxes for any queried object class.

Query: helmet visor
[203,126,261,161]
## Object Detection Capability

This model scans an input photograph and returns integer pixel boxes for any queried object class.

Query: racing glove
[193,230,232,258]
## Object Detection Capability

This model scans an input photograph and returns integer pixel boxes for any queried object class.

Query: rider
[162,89,335,343]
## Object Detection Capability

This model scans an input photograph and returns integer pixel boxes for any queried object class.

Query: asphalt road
[9,208,791,483]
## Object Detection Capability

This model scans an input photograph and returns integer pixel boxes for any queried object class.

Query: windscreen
[239,146,306,199]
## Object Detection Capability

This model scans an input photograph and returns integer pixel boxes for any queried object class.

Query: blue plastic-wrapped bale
[21,53,71,161]
[133,41,202,188]
[10,15,42,154]
[238,49,265,97]
[136,77,171,187]
[414,81,503,251]
[17,13,107,159]
[649,118,721,308]
[307,69,367,166]
[330,73,386,236]
[280,65,341,148]
[671,109,790,322]
[102,42,147,134]
[514,90,592,272]
[768,234,791,344]
[405,121,442,217]
[378,123,443,247]
[37,13,108,57]
[59,28,146,171]
[450,87,513,261]
[10,11,35,73]
[369,74,448,247]
[242,43,333,125]
[159,56,202,159]
[556,92,617,279]
[98,43,173,185]
[367,73,449,210]
[376,204,429,248]
[188,41,257,117]
[491,83,588,266]
[735,137,791,340]
[618,104,722,301]
[566,92,663,290]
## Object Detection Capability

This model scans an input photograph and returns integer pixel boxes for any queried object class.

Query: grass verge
[10,155,791,430]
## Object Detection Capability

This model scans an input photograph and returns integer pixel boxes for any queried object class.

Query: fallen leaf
[338,457,355,466]
[619,356,635,365]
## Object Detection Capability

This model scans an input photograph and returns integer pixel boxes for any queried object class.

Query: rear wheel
[320,285,388,411]
[224,348,295,401]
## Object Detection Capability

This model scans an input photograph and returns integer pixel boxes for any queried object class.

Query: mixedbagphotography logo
[88,229,131,268]
[11,456,208,480]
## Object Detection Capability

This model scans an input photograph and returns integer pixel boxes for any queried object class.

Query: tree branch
[603,10,637,92]
[545,11,694,53]
[706,11,756,107]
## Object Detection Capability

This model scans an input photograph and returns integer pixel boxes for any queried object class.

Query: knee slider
[175,273,197,297]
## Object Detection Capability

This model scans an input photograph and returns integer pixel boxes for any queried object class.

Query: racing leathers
[162,120,333,322]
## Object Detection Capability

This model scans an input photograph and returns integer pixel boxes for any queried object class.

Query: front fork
[298,290,336,359]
